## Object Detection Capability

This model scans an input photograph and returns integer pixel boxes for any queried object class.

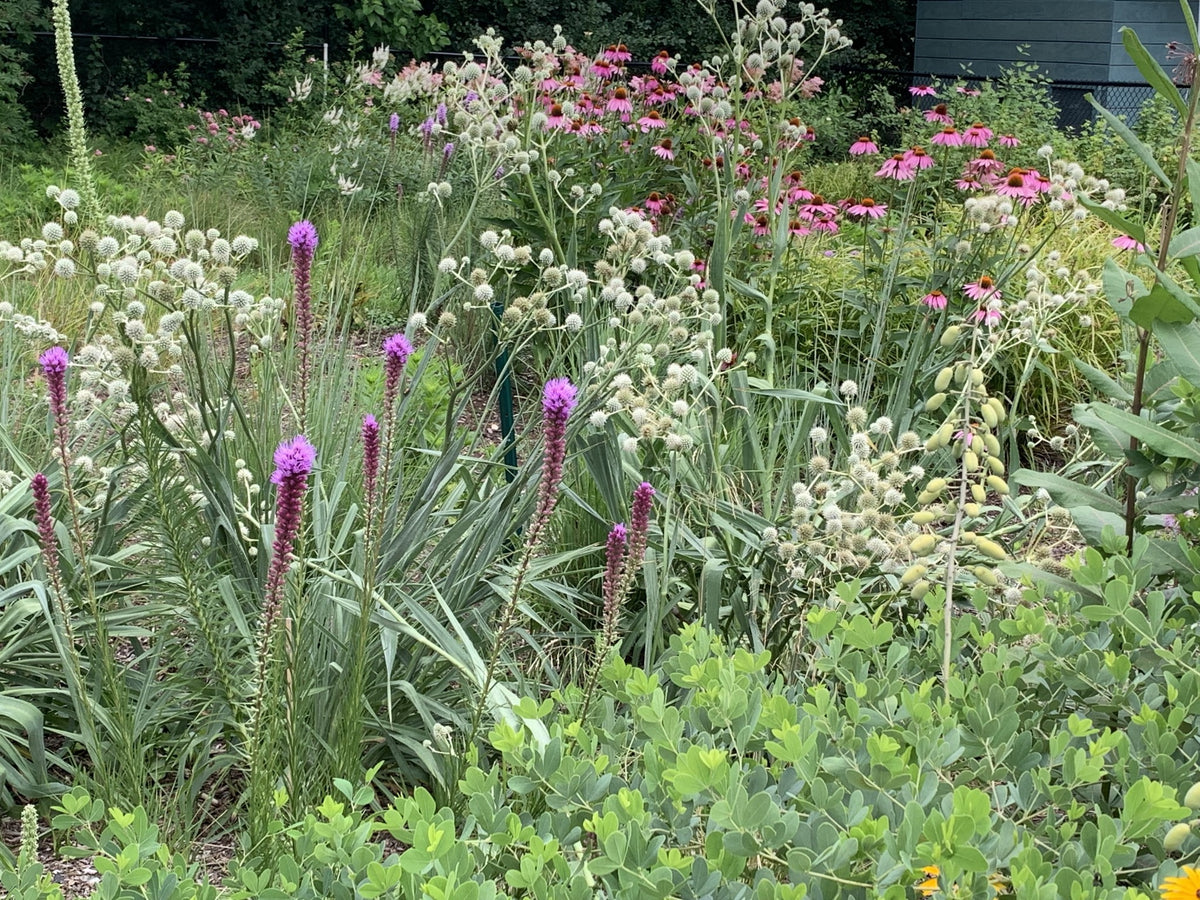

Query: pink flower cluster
[190,109,261,149]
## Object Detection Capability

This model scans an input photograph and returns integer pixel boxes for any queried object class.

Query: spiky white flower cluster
[763,404,925,587]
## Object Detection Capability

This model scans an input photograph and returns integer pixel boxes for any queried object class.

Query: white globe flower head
[164,210,185,230]
[42,223,64,242]
[57,189,80,210]
[54,258,76,278]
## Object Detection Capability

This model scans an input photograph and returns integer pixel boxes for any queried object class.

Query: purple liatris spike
[389,112,400,135]
[362,414,380,504]
[287,220,318,425]
[532,378,578,534]
[382,333,413,411]
[620,482,655,595]
[30,473,62,586]
[39,347,70,436]
[262,435,316,632]
[601,522,627,644]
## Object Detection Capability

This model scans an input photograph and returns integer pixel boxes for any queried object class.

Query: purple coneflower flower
[875,154,916,181]
[998,134,1020,148]
[924,103,953,124]
[654,138,675,160]
[972,305,1003,327]
[1112,234,1147,252]
[964,276,1001,302]
[956,85,982,97]
[920,290,948,310]
[994,169,1036,203]
[967,149,1003,174]
[909,85,937,97]
[651,50,671,75]
[602,43,632,63]
[849,135,879,156]
[636,111,667,131]
[931,127,962,147]
[904,146,936,170]
[847,197,887,219]
[963,122,992,148]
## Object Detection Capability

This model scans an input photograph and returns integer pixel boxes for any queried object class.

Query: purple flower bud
[31,473,62,587]
[435,102,447,126]
[382,333,414,411]
[362,414,380,503]
[263,435,316,635]
[389,112,400,135]
[620,482,655,598]
[39,347,70,454]
[601,522,628,640]
[443,142,455,160]
[287,220,319,254]
[288,221,319,425]
[542,377,578,420]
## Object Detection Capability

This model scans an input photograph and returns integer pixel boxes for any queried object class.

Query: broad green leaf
[1182,0,1200,56]
[1130,284,1195,328]
[1168,226,1200,260]
[1087,403,1200,462]
[1121,27,1188,118]
[1009,469,1124,516]
[1189,159,1200,227]
[1085,94,1172,187]
[1154,266,1200,319]
[1156,319,1200,384]
[1074,404,1129,457]
[1072,359,1132,403]
[1079,195,1148,245]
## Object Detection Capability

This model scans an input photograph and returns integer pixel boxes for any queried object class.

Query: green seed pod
[964,450,979,472]
[963,502,982,517]
[925,392,948,412]
[987,455,1005,476]
[970,367,985,387]
[900,563,928,586]
[988,397,1007,422]
[926,478,948,495]
[910,579,931,601]
[970,434,985,454]
[1185,782,1200,810]
[937,422,955,446]
[1165,822,1192,853]
[912,510,938,526]
[940,325,961,347]
[961,530,977,543]
[983,433,1001,457]
[986,475,1010,495]
[975,536,1007,560]
[935,367,954,391]
[972,566,999,587]
[954,363,969,386]
[910,534,938,556]
[980,404,999,429]
[917,490,936,506]
[970,483,987,504]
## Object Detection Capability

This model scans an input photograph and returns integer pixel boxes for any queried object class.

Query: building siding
[1109,1,1190,81]
[914,0,1115,80]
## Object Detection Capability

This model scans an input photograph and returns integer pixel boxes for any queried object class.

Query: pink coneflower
[847,197,888,219]
[1026,168,1053,193]
[800,194,838,219]
[972,305,1003,327]
[813,216,839,234]
[964,275,1001,302]
[967,149,1003,174]
[636,110,667,131]
[644,191,671,216]
[735,160,752,179]
[994,169,1037,202]
[545,102,567,129]
[998,134,1020,148]
[905,146,935,170]
[590,59,619,79]
[1112,234,1147,252]
[602,43,631,63]
[849,135,879,156]
[750,213,771,236]
[802,125,816,142]
[963,122,992,148]
[651,50,672,75]
[909,85,937,97]
[875,153,916,180]
[956,85,982,97]
[924,103,953,125]
[920,290,948,310]
[654,138,675,160]
[606,86,633,115]
[955,174,983,191]
[931,127,963,147]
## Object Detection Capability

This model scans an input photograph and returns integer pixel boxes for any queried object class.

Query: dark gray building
[913,0,1192,123]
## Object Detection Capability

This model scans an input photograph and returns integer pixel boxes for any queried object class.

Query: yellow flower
[916,866,941,897]
[1161,866,1200,900]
